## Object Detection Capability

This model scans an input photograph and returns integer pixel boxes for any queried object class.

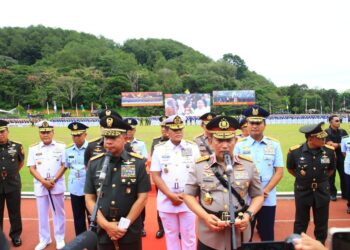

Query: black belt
[295,180,328,191]
[201,205,246,220]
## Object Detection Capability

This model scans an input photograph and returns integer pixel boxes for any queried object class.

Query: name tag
[182,148,193,157]
[234,170,249,180]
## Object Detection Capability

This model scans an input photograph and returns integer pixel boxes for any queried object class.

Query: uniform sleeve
[341,138,347,153]
[150,147,161,172]
[286,151,296,170]
[137,159,151,193]
[17,143,25,162]
[248,163,263,198]
[273,143,284,168]
[84,144,92,166]
[26,146,35,167]
[84,161,96,195]
[184,162,200,196]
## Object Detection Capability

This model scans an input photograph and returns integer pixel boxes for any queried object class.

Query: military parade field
[11,124,346,192]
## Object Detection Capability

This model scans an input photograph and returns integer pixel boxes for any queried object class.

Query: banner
[212,90,255,106]
[164,93,211,117]
[121,92,163,107]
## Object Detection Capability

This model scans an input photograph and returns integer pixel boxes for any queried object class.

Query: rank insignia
[203,192,213,205]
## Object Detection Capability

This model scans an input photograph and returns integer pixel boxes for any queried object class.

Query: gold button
[112,184,116,188]
[223,189,227,193]
[113,168,117,172]
[224,204,228,210]
[111,201,115,205]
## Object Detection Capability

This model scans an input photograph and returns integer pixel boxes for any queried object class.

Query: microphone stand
[225,158,237,250]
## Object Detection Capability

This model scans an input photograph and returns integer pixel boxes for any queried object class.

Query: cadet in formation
[287,122,336,244]
[65,122,89,235]
[234,106,284,241]
[85,115,151,250]
[0,120,24,247]
[193,112,217,156]
[151,115,200,250]
[27,120,67,250]
[184,115,264,250]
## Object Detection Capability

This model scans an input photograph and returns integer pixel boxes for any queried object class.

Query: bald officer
[66,122,89,236]
[27,120,67,250]
[85,115,151,250]
[193,112,217,156]
[287,122,336,244]
[151,115,201,250]
[0,120,24,247]
[184,116,264,250]
[234,106,284,241]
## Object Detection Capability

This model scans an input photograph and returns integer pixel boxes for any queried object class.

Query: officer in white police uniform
[234,106,284,241]
[27,120,67,250]
[65,122,89,236]
[151,115,200,250]
[123,118,148,158]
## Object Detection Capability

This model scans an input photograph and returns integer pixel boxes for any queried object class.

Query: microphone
[99,151,112,181]
[223,151,233,174]
[62,230,97,250]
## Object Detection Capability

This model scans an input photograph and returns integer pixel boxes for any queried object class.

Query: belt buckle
[221,211,229,221]
[311,182,318,190]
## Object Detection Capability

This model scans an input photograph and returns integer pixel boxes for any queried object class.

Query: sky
[2,0,350,92]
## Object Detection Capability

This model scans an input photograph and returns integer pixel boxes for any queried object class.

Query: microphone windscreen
[62,231,97,250]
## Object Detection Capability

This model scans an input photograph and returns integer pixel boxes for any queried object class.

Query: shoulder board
[194,134,204,139]
[30,142,39,147]
[325,145,335,150]
[152,136,161,140]
[10,140,22,145]
[237,137,247,143]
[266,136,279,142]
[185,139,196,145]
[196,155,210,163]
[129,152,144,159]
[238,155,253,162]
[88,137,102,143]
[90,153,104,161]
[66,143,74,149]
[289,144,302,151]
[342,135,349,139]
[155,141,166,147]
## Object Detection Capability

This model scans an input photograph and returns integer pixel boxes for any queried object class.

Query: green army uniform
[287,122,336,244]
[0,134,24,246]
[85,151,151,249]
[84,137,104,166]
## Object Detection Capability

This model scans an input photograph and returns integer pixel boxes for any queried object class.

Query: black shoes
[12,237,22,247]
[156,229,164,239]
[330,195,337,201]
[141,229,146,237]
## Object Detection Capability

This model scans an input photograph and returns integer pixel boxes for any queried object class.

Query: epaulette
[154,141,166,147]
[29,142,39,147]
[237,137,248,143]
[90,153,104,161]
[152,136,161,140]
[196,155,210,163]
[238,155,253,162]
[289,144,302,151]
[325,145,335,150]
[66,143,74,149]
[266,136,279,142]
[185,139,196,145]
[10,140,22,145]
[88,137,102,143]
[129,152,144,159]
[193,134,204,139]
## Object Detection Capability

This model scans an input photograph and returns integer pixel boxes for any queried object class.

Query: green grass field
[9,124,345,192]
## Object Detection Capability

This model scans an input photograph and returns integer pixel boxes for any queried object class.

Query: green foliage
[1,25,349,115]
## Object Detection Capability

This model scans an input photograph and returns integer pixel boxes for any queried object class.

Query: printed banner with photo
[164,93,211,117]
[213,90,256,106]
[121,92,163,107]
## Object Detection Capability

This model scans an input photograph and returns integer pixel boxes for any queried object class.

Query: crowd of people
[0,106,349,250]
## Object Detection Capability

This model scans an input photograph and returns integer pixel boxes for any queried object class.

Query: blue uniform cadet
[340,134,350,213]
[234,105,284,241]
[65,122,89,236]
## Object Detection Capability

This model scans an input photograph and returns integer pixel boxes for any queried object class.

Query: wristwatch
[244,210,254,221]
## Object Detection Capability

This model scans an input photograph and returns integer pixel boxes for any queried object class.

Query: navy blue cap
[243,105,269,122]
[123,118,138,128]
[68,122,89,135]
